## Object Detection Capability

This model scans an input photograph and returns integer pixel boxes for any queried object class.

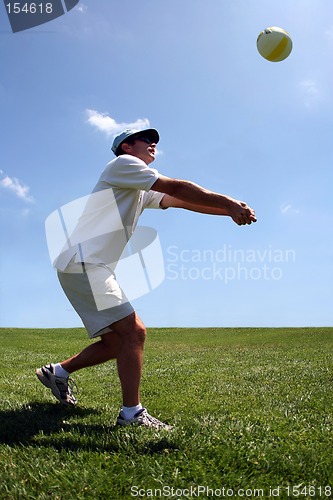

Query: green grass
[0,327,332,499]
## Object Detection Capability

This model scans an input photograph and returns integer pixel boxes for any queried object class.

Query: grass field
[0,327,332,499]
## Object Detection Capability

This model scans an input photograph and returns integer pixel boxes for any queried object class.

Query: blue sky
[1,0,332,329]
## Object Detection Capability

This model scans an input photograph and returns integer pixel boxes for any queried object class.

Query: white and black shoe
[36,363,77,406]
[116,407,173,430]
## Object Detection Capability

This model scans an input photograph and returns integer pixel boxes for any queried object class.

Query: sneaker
[36,363,77,406]
[116,407,173,430]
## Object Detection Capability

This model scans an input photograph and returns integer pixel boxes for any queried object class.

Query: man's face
[121,137,157,164]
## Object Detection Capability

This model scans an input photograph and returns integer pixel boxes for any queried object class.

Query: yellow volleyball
[257,27,292,62]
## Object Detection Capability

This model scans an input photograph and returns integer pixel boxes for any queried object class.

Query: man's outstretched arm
[151,175,257,226]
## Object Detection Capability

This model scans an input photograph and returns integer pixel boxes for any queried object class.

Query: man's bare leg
[59,312,146,407]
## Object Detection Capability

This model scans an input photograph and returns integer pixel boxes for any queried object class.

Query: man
[37,128,256,429]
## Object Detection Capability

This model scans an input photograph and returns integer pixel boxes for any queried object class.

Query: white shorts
[57,258,134,338]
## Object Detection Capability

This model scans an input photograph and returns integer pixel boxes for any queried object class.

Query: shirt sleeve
[102,155,160,192]
[142,190,167,209]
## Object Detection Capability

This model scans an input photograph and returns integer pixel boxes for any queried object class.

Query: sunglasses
[136,137,153,145]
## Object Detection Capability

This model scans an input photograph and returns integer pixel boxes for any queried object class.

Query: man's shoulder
[108,154,146,168]
[95,154,156,192]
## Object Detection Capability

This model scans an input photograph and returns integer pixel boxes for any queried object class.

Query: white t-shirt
[54,155,165,271]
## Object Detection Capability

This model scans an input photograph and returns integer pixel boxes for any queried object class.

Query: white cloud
[299,79,321,107]
[86,110,150,137]
[75,3,87,14]
[85,110,164,155]
[281,203,291,214]
[300,79,318,95]
[0,172,34,203]
[281,203,300,216]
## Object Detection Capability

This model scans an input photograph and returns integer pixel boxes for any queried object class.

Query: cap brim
[130,128,159,144]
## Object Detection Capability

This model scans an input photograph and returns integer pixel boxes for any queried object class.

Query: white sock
[121,404,143,420]
[54,363,70,379]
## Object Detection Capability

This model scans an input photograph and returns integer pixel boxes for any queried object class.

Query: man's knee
[110,313,146,347]
[128,320,146,347]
